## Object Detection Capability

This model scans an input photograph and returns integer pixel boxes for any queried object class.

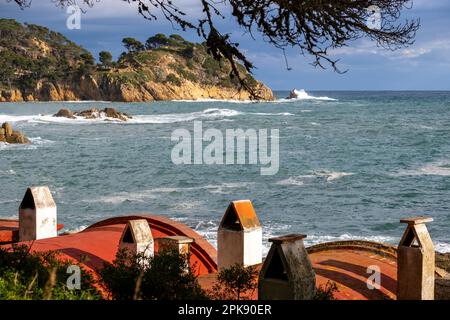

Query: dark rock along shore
[0,122,30,144]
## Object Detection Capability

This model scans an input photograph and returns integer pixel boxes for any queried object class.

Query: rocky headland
[0,19,274,103]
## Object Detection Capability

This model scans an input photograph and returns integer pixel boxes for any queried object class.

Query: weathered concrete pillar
[119,219,154,262]
[258,234,316,300]
[217,200,262,270]
[155,236,194,272]
[19,186,57,241]
[397,216,435,300]
[156,236,194,256]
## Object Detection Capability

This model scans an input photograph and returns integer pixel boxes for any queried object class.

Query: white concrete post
[19,186,57,241]
[119,219,154,262]
[217,200,262,270]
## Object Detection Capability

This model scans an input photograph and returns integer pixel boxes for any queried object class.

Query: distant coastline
[0,19,273,103]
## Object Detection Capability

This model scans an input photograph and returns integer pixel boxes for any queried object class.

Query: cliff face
[0,19,274,102]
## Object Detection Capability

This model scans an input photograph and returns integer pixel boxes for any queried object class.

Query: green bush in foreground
[0,245,101,300]
[314,281,339,300]
[0,245,339,300]
[99,248,207,300]
[208,263,258,300]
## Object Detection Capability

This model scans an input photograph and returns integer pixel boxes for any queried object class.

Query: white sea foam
[276,171,354,186]
[62,225,88,234]
[29,137,55,145]
[0,214,18,220]
[315,170,354,182]
[305,233,397,246]
[192,219,220,248]
[171,200,205,211]
[0,169,16,176]
[0,108,294,126]
[176,98,255,104]
[0,137,55,152]
[277,89,337,102]
[252,112,295,116]
[434,242,450,253]
[87,182,255,205]
[394,160,450,177]
[276,176,311,186]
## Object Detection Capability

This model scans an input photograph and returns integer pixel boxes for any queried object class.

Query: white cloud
[328,37,450,62]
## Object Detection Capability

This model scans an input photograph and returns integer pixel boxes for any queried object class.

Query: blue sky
[1,0,449,90]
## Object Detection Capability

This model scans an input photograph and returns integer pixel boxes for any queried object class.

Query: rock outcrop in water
[287,89,298,99]
[0,122,30,144]
[0,19,274,102]
[54,107,132,121]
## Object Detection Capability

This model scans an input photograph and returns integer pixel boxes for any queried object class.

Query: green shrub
[0,245,101,300]
[208,264,258,300]
[314,281,338,300]
[164,73,182,86]
[99,248,207,300]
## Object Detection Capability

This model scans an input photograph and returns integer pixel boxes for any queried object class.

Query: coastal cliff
[0,19,274,102]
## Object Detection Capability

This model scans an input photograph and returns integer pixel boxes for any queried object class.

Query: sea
[1,90,450,254]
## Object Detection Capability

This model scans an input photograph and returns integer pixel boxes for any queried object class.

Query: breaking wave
[277,89,337,102]
[176,98,255,104]
[0,108,293,125]
[0,137,55,151]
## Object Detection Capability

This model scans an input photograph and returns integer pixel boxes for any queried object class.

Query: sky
[0,0,449,90]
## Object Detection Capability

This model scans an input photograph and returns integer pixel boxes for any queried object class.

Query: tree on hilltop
[99,50,113,68]
[122,37,145,52]
[145,33,169,49]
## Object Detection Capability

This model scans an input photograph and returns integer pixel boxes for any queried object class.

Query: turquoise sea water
[1,91,450,253]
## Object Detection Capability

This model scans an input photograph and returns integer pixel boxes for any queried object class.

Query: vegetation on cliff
[0,19,273,102]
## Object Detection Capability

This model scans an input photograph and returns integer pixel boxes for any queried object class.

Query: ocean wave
[191,219,219,249]
[176,98,255,104]
[276,89,337,102]
[393,160,450,177]
[252,112,295,116]
[0,108,294,125]
[61,225,88,234]
[29,137,55,145]
[435,242,450,253]
[276,171,354,186]
[0,169,16,176]
[304,233,396,246]
[315,170,354,182]
[86,182,255,205]
[0,137,55,151]
[130,108,242,124]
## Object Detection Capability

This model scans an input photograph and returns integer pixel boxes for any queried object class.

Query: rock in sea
[54,108,75,119]
[53,107,132,122]
[0,122,30,144]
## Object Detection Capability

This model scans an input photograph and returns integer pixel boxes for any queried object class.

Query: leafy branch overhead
[11,0,419,98]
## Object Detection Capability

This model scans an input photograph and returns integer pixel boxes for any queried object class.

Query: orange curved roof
[0,219,64,244]
[1,214,217,276]
[1,217,404,300]
[308,242,398,300]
